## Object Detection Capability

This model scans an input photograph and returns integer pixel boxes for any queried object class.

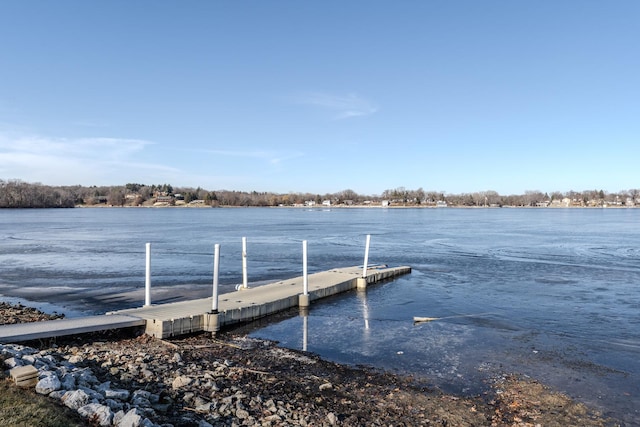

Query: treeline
[0,180,77,208]
[1,179,639,208]
[382,187,640,207]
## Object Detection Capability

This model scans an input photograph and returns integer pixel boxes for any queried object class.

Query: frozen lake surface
[1,207,639,424]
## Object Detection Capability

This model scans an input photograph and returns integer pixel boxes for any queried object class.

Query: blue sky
[1,1,638,196]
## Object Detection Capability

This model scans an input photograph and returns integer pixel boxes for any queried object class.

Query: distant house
[322,200,331,207]
[305,200,316,207]
[93,196,108,204]
[381,200,390,207]
[436,201,447,208]
[156,196,173,203]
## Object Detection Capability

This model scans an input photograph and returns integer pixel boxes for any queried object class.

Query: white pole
[145,242,151,306]
[362,234,371,278]
[242,236,248,289]
[212,244,220,312]
[303,240,308,295]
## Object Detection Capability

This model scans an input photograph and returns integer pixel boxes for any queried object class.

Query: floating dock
[0,265,410,343]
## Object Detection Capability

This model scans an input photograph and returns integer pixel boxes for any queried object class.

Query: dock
[0,265,410,343]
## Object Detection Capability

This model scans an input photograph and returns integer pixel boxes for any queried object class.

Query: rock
[131,389,153,408]
[236,408,250,419]
[147,392,160,404]
[105,398,125,412]
[78,385,105,402]
[49,390,67,400]
[327,412,337,425]
[98,381,130,400]
[319,382,333,391]
[4,357,21,368]
[77,369,99,386]
[140,418,156,427]
[62,389,91,410]
[151,402,171,414]
[41,354,58,366]
[78,403,113,426]
[60,373,76,390]
[193,396,208,407]
[182,392,195,403]
[115,408,144,427]
[105,387,131,401]
[218,402,230,416]
[68,355,83,364]
[195,401,213,413]
[21,354,36,364]
[265,399,277,413]
[36,374,61,395]
[172,375,193,389]
[198,420,213,427]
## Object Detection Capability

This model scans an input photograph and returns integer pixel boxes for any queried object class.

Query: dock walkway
[0,315,146,343]
[0,265,410,343]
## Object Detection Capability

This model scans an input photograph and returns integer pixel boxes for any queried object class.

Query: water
[1,207,639,424]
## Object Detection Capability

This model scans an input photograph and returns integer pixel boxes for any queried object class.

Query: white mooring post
[362,234,371,278]
[242,237,248,289]
[208,243,221,335]
[357,234,371,290]
[212,244,220,313]
[145,242,151,306]
[303,240,309,295]
[299,240,310,307]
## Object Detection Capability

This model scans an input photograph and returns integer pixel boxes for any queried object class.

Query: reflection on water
[302,312,308,352]
[300,290,373,353]
[357,291,371,332]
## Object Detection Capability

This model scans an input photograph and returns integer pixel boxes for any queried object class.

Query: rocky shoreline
[1,302,615,426]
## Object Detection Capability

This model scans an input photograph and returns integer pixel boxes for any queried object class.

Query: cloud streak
[0,132,177,185]
[2,135,151,159]
[293,92,379,119]
[202,149,304,165]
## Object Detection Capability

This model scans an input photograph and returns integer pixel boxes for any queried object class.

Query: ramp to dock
[0,314,146,343]
[0,265,410,342]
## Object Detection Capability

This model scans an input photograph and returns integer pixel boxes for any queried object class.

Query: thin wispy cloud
[268,151,304,165]
[0,132,177,185]
[293,92,379,119]
[202,149,304,166]
[1,135,151,159]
